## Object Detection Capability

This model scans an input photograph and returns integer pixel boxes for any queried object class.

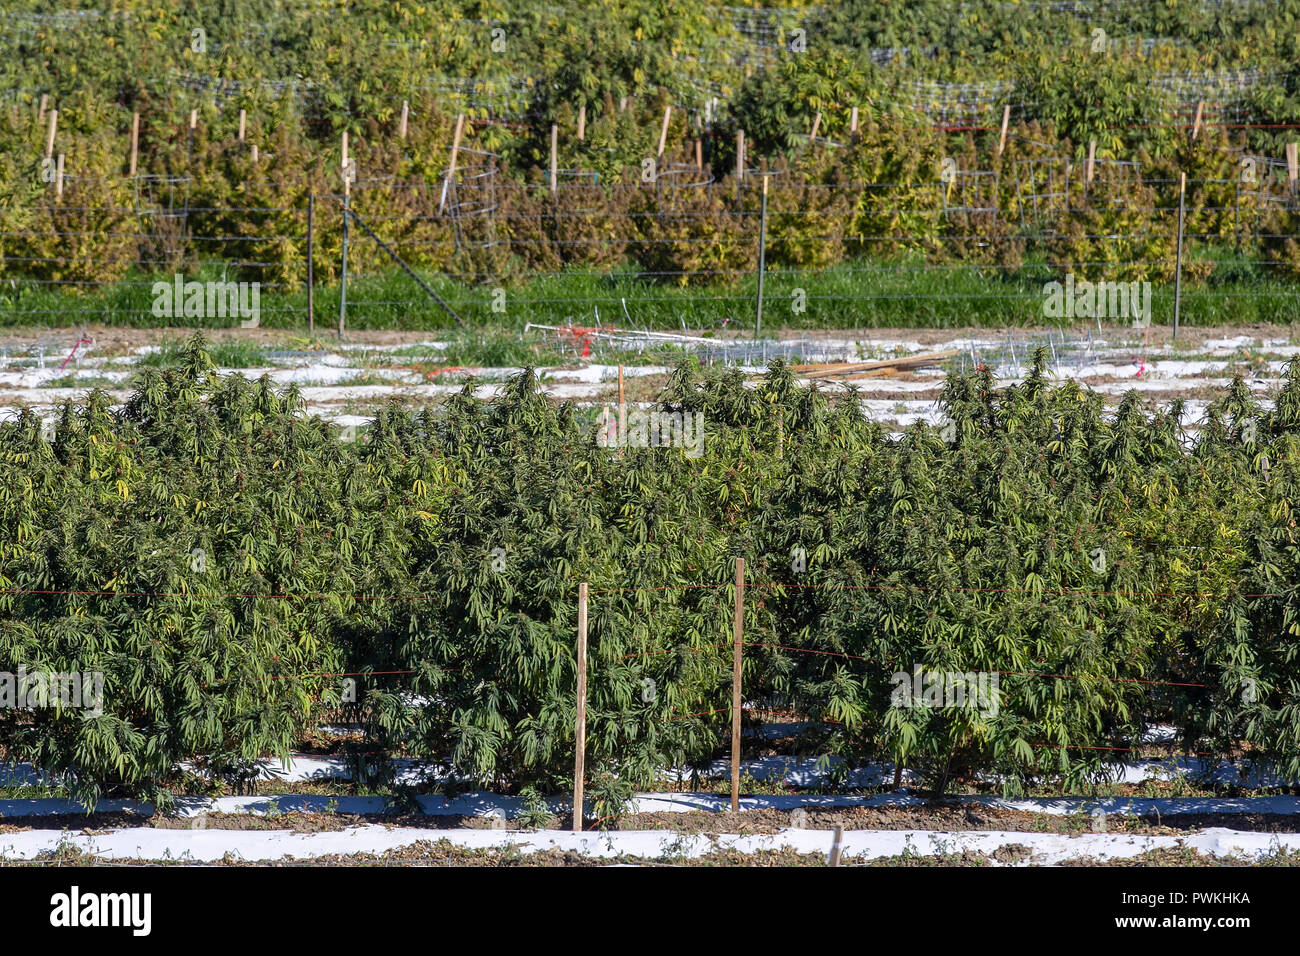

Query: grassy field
[5,248,1298,333]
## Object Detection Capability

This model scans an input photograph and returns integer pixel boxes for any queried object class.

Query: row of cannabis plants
[7,0,1300,288]
[7,117,1300,297]
[0,336,1298,809]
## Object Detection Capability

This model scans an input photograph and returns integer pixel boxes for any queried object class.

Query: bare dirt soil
[5,801,1299,839]
[15,838,1300,867]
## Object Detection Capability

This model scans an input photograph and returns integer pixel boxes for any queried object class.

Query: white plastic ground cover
[2,823,1298,864]
[5,749,1293,794]
[665,753,1296,790]
[4,790,1300,822]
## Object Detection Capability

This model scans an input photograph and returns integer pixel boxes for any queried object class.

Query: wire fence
[2,160,1299,338]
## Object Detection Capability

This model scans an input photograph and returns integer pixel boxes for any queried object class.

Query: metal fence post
[1173,172,1186,341]
[338,192,349,340]
[306,192,315,335]
[755,175,769,340]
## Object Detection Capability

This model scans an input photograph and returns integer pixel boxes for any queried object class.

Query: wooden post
[54,153,64,199]
[618,364,626,457]
[440,114,465,214]
[577,104,585,141]
[188,109,197,157]
[399,100,409,140]
[339,132,350,340]
[448,114,465,179]
[730,556,745,813]
[1191,100,1204,141]
[306,192,315,334]
[809,111,821,142]
[573,581,589,832]
[549,122,558,199]
[1288,142,1299,198]
[735,129,746,206]
[997,104,1010,159]
[828,825,844,867]
[850,105,860,140]
[238,109,246,143]
[44,109,57,160]
[128,112,139,177]
[695,138,703,172]
[250,144,258,163]
[38,93,47,123]
[657,106,671,158]
[1085,140,1096,188]
[341,132,350,197]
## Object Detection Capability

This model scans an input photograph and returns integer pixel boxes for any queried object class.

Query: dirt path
[6,802,1299,838]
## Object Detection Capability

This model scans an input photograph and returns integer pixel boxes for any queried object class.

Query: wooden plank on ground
[791,350,959,378]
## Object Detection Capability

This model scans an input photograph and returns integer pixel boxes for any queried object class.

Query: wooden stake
[448,114,465,179]
[1085,140,1096,187]
[55,153,64,199]
[250,144,258,163]
[577,103,585,141]
[657,106,671,158]
[44,109,57,160]
[997,104,1010,159]
[731,556,745,813]
[341,131,350,198]
[189,109,198,130]
[1191,100,1204,141]
[37,93,47,123]
[399,100,409,140]
[618,364,626,456]
[695,138,703,172]
[828,825,844,867]
[573,581,589,832]
[809,111,821,142]
[1288,142,1299,196]
[850,105,859,138]
[549,122,558,198]
[735,129,745,183]
[128,112,139,177]
[440,114,465,213]
[238,109,246,143]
